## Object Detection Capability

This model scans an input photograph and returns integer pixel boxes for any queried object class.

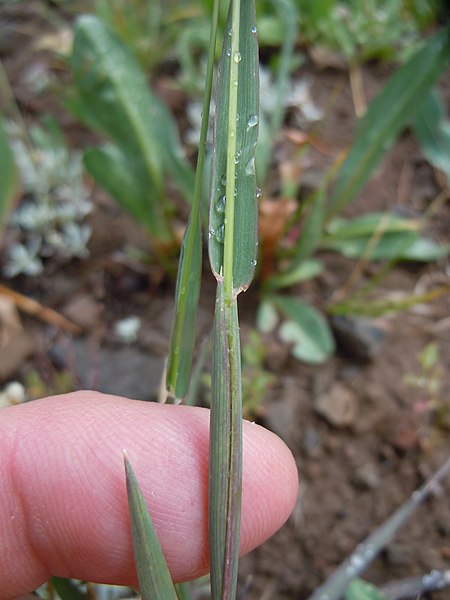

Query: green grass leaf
[208,0,259,296]
[124,452,178,600]
[166,0,220,400]
[328,26,450,219]
[273,295,335,363]
[0,118,19,242]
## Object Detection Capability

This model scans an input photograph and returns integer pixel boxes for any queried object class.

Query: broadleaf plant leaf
[124,452,178,600]
[273,295,335,364]
[321,213,448,262]
[71,16,195,242]
[344,579,389,600]
[328,26,450,219]
[83,146,160,236]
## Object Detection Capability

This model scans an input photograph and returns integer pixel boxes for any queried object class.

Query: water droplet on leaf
[245,157,256,176]
[215,224,225,243]
[216,195,226,213]
[233,52,241,63]
[247,114,259,129]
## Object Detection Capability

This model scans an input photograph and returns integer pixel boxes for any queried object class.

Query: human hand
[0,391,298,599]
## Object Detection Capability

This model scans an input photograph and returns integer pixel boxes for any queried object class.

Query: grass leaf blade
[328,26,450,219]
[124,452,178,600]
[209,0,259,294]
[166,0,220,400]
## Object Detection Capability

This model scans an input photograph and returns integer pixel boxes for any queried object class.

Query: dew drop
[256,187,262,198]
[216,195,226,213]
[251,259,257,266]
[245,157,256,176]
[251,25,257,34]
[247,114,259,129]
[208,227,215,239]
[215,224,225,243]
[233,52,241,63]
[226,48,231,57]
[220,173,227,186]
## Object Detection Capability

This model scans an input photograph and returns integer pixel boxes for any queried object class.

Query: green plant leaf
[83,146,160,236]
[124,452,178,600]
[414,89,450,185]
[344,579,389,600]
[265,258,323,290]
[71,15,195,241]
[256,299,279,333]
[328,26,450,218]
[166,0,220,400]
[273,295,335,363]
[326,213,419,239]
[0,118,19,242]
[209,283,242,599]
[208,0,259,295]
[320,212,441,261]
[399,237,450,262]
[290,185,327,265]
[51,578,90,600]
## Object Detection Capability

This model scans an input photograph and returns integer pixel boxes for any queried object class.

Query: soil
[1,4,450,599]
